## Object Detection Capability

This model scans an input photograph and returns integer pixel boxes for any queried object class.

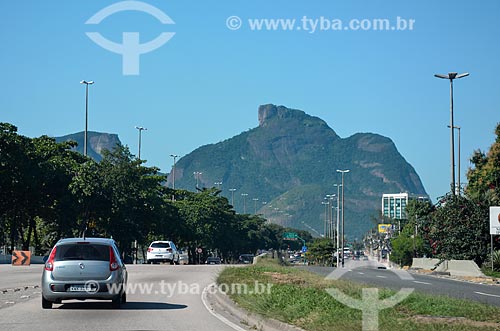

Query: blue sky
[1,0,499,202]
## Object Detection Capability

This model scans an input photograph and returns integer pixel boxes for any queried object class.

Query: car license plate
[69,285,92,292]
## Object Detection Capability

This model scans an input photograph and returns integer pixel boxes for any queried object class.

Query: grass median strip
[217,258,500,331]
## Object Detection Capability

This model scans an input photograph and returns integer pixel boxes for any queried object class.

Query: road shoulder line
[202,283,306,331]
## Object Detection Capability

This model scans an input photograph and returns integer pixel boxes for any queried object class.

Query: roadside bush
[483,250,500,272]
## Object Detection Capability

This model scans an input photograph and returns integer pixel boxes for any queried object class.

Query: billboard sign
[378,224,392,234]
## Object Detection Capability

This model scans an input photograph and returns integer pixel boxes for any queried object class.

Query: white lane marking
[201,283,248,331]
[474,291,500,298]
[357,272,365,275]
[413,281,432,285]
[376,275,387,279]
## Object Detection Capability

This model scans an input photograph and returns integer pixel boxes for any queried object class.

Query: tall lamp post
[448,125,461,195]
[241,193,248,213]
[80,80,94,157]
[214,181,223,189]
[337,169,350,268]
[334,183,342,267]
[229,188,236,206]
[434,72,469,195]
[326,194,335,239]
[170,154,178,190]
[135,126,147,160]
[321,201,329,237]
[253,198,259,214]
[193,171,202,189]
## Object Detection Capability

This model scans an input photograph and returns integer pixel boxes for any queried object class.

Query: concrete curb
[206,283,306,331]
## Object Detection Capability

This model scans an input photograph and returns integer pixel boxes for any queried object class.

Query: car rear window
[151,242,170,248]
[55,244,110,261]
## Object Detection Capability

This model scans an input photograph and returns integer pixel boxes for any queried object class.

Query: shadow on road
[56,301,188,310]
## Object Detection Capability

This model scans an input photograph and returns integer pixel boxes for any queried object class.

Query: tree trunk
[25,218,34,251]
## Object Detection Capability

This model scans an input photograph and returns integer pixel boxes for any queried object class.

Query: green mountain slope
[169,104,427,239]
[55,131,121,161]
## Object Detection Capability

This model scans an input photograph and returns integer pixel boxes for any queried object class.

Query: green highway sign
[283,232,298,240]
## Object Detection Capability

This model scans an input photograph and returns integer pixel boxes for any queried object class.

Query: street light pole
[80,80,94,157]
[214,181,222,189]
[434,72,469,195]
[326,194,335,239]
[447,125,461,195]
[337,169,350,268]
[170,154,178,190]
[193,171,202,189]
[457,126,461,195]
[253,198,259,214]
[241,193,248,213]
[229,188,236,206]
[321,201,329,237]
[135,126,147,160]
[334,183,341,267]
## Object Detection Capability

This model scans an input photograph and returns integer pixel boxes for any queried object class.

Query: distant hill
[55,131,121,161]
[167,104,428,239]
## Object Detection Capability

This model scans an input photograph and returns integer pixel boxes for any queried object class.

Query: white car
[146,241,180,265]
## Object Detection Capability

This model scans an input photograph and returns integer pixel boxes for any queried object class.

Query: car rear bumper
[41,271,126,302]
[147,253,175,262]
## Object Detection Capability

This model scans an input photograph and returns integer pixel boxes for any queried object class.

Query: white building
[382,193,428,220]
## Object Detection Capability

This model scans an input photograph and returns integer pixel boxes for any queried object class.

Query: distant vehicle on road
[205,257,222,264]
[238,254,254,264]
[41,237,127,309]
[146,241,180,265]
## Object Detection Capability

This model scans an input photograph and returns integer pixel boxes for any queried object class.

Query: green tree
[427,193,489,265]
[307,238,335,266]
[466,122,500,204]
[0,125,86,252]
[390,221,425,267]
[97,145,168,255]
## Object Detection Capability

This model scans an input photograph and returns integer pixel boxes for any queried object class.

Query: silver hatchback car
[41,237,127,309]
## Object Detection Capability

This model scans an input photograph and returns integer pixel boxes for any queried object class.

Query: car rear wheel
[42,296,52,309]
[112,294,122,309]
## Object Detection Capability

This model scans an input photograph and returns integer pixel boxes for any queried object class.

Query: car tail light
[147,247,153,252]
[167,248,172,252]
[45,247,57,271]
[109,247,119,271]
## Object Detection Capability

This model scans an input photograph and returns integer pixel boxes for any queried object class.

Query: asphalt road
[300,260,500,307]
[0,264,241,331]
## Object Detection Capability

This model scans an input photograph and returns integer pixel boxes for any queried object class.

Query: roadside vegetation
[218,258,500,331]
[377,123,500,271]
[0,123,311,262]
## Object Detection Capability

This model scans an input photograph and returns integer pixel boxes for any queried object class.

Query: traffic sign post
[197,248,202,264]
[283,232,307,264]
[490,207,500,271]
